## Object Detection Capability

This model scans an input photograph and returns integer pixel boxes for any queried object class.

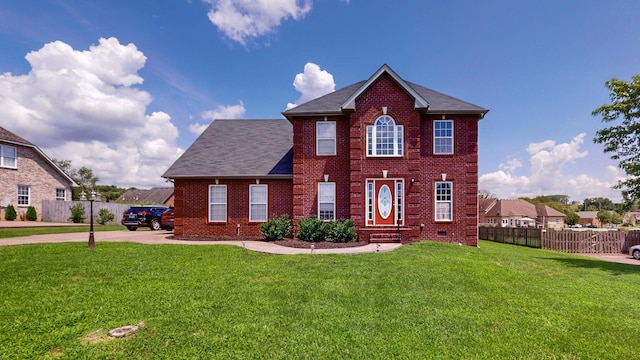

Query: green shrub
[26,206,37,221]
[260,214,293,241]
[296,215,326,242]
[96,208,115,225]
[325,219,357,243]
[4,204,17,221]
[68,203,86,223]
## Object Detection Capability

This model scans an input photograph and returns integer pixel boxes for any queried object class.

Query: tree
[582,197,615,211]
[51,159,101,199]
[593,75,640,204]
[596,210,612,227]
[564,211,580,226]
[76,166,99,194]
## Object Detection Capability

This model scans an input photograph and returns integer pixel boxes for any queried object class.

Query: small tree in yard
[26,206,37,221]
[4,204,17,221]
[96,208,115,225]
[68,203,86,223]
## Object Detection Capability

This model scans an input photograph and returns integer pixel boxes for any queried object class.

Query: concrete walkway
[0,226,402,255]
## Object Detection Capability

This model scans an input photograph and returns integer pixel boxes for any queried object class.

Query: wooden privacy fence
[41,200,131,225]
[479,226,640,254]
[478,227,541,248]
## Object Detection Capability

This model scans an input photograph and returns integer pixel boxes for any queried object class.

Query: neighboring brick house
[576,211,602,228]
[163,64,488,245]
[479,198,566,229]
[0,127,75,220]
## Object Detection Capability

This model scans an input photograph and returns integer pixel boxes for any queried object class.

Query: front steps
[368,233,401,243]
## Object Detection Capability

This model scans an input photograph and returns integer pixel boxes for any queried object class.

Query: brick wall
[173,178,293,238]
[0,144,73,221]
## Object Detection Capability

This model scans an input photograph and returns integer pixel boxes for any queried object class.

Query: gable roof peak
[341,64,430,111]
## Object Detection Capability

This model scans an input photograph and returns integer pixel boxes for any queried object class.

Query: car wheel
[151,219,161,231]
[127,226,137,231]
[633,249,640,260]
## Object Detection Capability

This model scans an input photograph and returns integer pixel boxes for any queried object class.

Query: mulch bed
[274,239,367,249]
[170,235,366,249]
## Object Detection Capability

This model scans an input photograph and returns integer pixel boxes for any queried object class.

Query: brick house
[0,127,75,220]
[479,198,566,230]
[163,64,488,245]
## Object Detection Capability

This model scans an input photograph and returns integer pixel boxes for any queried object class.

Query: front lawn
[0,225,126,239]
[1,240,639,359]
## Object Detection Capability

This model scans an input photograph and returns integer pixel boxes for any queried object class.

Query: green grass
[1,240,639,359]
[0,225,126,238]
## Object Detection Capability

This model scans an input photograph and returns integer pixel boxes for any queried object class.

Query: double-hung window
[434,120,453,154]
[318,182,335,221]
[209,185,227,222]
[366,115,403,156]
[1,145,17,168]
[316,121,336,156]
[249,184,267,222]
[56,188,66,201]
[18,185,30,206]
[435,181,452,221]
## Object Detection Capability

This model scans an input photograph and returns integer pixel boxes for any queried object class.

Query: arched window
[366,115,403,156]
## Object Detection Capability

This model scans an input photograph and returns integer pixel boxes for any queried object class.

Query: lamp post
[80,190,97,249]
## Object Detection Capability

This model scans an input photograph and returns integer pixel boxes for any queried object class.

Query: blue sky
[1,0,638,202]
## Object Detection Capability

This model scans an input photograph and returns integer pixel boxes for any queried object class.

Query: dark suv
[121,206,169,231]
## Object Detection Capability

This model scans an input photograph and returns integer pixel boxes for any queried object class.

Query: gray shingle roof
[163,119,293,178]
[119,187,174,205]
[0,126,34,146]
[283,65,488,117]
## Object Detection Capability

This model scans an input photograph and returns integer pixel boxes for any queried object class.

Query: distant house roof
[163,119,293,179]
[484,199,538,218]
[479,198,498,214]
[119,187,173,205]
[576,211,598,219]
[0,126,75,185]
[535,205,565,218]
[283,64,488,117]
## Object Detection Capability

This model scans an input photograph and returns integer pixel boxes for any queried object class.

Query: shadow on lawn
[540,256,640,276]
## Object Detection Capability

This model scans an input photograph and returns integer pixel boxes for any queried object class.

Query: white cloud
[480,133,624,202]
[205,0,312,45]
[0,38,184,188]
[286,62,335,109]
[189,101,246,136]
[499,158,522,173]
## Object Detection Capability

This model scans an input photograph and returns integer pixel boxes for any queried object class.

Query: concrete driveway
[578,252,640,266]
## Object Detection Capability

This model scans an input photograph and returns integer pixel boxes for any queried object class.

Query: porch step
[369,233,401,243]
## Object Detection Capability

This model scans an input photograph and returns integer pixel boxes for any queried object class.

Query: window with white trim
[1,145,17,168]
[249,184,267,222]
[316,121,336,156]
[434,120,454,154]
[208,185,227,222]
[435,181,452,221]
[366,115,403,156]
[56,188,66,201]
[18,185,30,206]
[318,182,335,221]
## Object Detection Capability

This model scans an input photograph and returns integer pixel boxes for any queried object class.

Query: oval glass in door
[377,184,392,219]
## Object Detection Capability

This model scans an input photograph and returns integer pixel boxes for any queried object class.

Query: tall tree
[593,74,640,204]
[76,167,99,194]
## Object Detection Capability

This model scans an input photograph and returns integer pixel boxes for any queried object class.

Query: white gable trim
[341,64,430,111]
